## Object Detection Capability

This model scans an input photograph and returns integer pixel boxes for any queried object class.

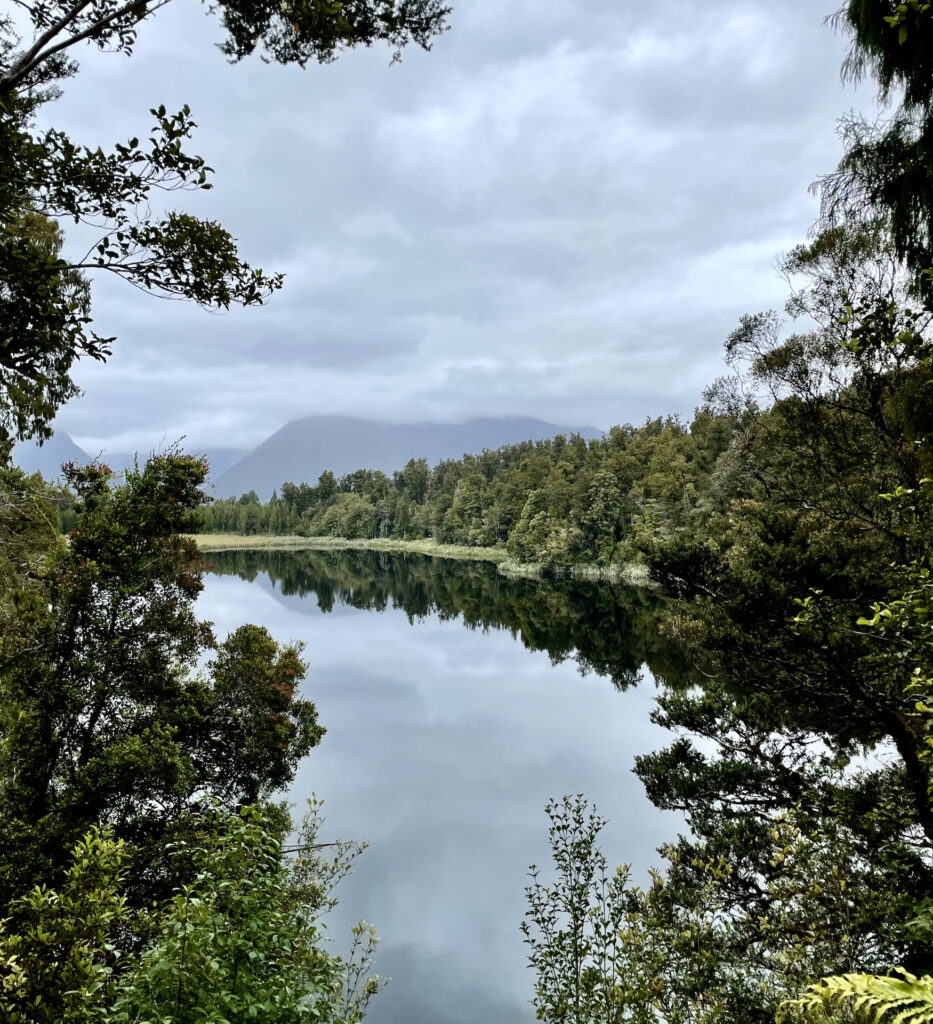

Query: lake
[200,549,686,1024]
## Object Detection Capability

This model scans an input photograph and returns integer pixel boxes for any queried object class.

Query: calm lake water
[200,550,686,1024]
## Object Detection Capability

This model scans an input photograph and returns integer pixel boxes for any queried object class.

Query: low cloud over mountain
[212,416,603,499]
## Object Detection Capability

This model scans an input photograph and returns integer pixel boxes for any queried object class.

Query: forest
[2,0,933,1023]
[198,410,734,569]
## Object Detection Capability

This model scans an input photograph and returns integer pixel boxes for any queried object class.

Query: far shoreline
[191,534,656,587]
[192,533,507,563]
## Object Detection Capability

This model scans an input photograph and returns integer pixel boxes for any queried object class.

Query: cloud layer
[43,0,875,451]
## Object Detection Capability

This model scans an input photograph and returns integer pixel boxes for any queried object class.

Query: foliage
[0,75,277,440]
[0,0,450,97]
[620,228,933,1021]
[819,2,933,297]
[643,229,933,839]
[524,797,915,1024]
[782,968,933,1024]
[200,413,735,569]
[0,827,126,1024]
[0,456,62,610]
[0,209,96,442]
[523,795,643,1024]
[0,0,448,440]
[0,453,323,910]
[0,802,383,1024]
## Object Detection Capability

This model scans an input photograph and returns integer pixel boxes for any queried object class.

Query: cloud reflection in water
[198,553,682,1024]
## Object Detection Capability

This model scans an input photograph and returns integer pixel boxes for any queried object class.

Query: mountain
[213,416,604,499]
[196,448,251,481]
[13,435,246,488]
[101,446,248,484]
[12,432,90,481]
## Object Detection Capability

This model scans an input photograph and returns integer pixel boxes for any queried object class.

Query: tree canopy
[0,454,324,908]
[820,1,933,297]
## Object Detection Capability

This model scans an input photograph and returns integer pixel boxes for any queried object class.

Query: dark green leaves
[218,0,450,66]
[819,3,933,298]
[0,453,324,908]
[0,803,383,1023]
[0,98,280,440]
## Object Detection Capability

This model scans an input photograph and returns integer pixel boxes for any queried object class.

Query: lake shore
[192,533,508,563]
[192,534,655,586]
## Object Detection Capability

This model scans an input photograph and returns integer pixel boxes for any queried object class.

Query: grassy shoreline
[192,533,508,563]
[192,534,655,586]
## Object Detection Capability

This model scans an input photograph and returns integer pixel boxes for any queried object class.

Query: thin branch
[0,0,96,94]
[281,842,342,853]
[65,263,194,301]
[0,0,174,96]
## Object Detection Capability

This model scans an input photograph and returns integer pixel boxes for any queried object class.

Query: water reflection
[200,551,684,1024]
[207,548,691,690]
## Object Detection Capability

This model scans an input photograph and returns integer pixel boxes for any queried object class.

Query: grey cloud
[357,945,533,1024]
[44,0,877,449]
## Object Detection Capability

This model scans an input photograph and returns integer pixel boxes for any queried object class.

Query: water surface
[200,550,684,1024]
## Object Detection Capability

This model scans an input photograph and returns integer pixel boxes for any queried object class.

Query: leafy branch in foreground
[0,0,451,98]
[0,92,283,440]
[524,796,914,1024]
[0,801,383,1024]
[820,3,933,298]
[0,452,324,909]
[781,968,933,1024]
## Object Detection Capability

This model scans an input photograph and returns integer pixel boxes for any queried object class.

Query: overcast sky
[44,0,877,453]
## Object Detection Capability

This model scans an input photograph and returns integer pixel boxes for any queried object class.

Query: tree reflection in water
[206,549,693,692]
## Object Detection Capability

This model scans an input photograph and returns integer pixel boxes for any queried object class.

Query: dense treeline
[201,411,734,566]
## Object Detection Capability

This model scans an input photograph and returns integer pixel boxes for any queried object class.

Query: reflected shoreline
[206,548,691,691]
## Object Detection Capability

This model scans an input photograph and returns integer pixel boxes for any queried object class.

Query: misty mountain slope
[213,416,603,499]
[13,432,91,481]
[102,446,248,484]
[14,435,246,487]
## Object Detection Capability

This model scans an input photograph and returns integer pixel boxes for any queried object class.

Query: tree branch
[0,0,174,96]
[0,0,96,94]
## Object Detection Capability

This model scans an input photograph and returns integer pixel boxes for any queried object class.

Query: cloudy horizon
[40,0,878,453]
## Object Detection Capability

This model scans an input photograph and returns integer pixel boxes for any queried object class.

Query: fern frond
[780,969,933,1024]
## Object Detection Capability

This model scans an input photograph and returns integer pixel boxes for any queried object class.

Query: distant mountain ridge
[13,417,605,500]
[13,435,246,486]
[99,447,248,483]
[12,433,91,480]
[213,415,604,500]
